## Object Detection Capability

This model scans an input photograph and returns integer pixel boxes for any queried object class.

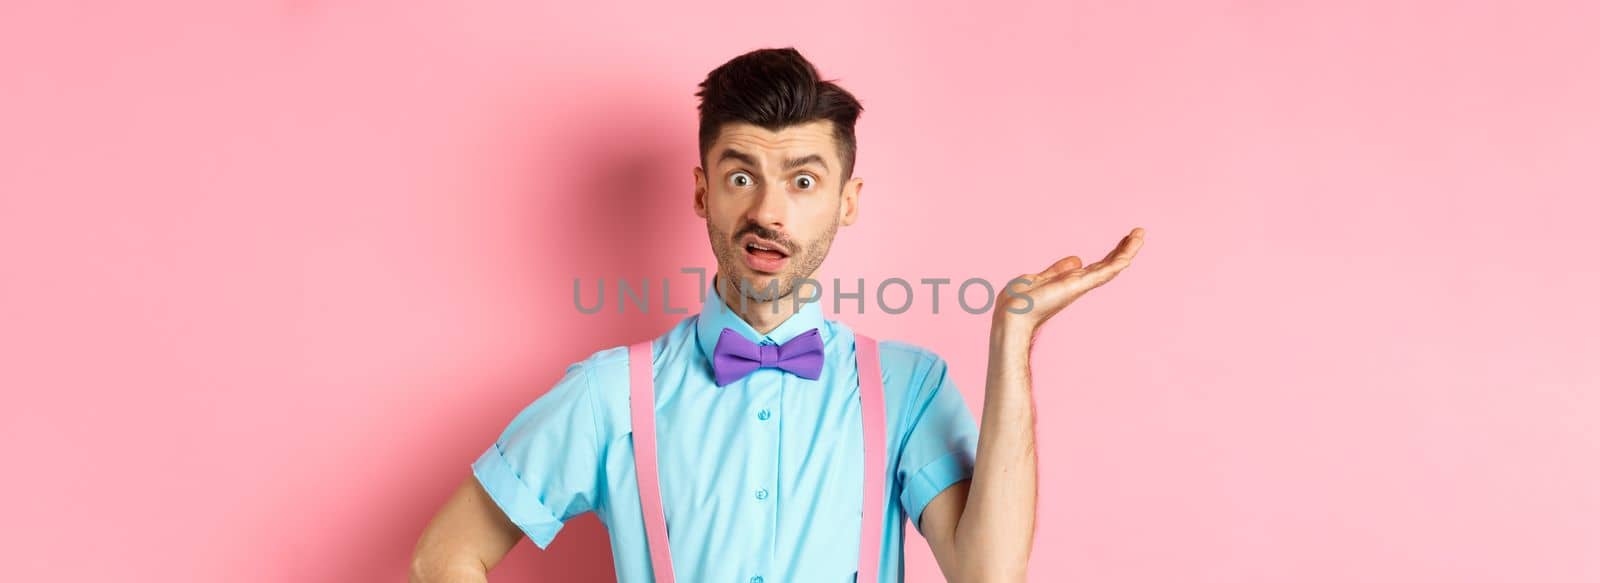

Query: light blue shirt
[472,279,980,582]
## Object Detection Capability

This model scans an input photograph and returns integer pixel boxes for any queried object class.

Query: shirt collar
[695,274,827,364]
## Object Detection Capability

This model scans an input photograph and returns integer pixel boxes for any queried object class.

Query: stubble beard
[706,215,838,306]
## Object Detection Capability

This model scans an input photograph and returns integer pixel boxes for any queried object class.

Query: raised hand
[994,227,1145,336]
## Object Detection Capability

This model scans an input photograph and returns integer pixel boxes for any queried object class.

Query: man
[411,47,1144,583]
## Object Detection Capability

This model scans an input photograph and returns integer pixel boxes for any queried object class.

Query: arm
[410,475,524,583]
[413,355,606,580]
[921,227,1146,582]
[918,323,1039,583]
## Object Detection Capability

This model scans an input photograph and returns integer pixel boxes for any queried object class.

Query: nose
[745,180,788,229]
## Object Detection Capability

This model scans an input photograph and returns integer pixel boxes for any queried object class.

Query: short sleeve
[893,352,980,534]
[471,361,603,549]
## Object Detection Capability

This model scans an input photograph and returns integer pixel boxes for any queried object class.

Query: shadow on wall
[484,85,696,582]
[322,83,697,582]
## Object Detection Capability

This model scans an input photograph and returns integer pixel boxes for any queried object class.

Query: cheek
[706,214,740,247]
[700,197,731,226]
[704,190,745,222]
[793,202,839,236]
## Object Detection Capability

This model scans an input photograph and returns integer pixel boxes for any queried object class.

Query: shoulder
[562,342,639,414]
[562,317,699,423]
[842,328,974,440]
[830,319,953,398]
[570,343,631,378]
[875,339,953,396]
[876,338,945,365]
[832,318,940,365]
[571,313,699,383]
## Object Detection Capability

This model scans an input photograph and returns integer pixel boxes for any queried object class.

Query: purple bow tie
[711,327,825,386]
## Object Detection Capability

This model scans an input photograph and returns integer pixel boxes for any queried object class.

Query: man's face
[694,120,863,303]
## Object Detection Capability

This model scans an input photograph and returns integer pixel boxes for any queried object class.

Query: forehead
[709,120,840,167]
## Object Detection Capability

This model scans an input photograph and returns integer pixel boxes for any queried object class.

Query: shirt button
[755,488,769,500]
[757,409,771,421]
[750,577,764,583]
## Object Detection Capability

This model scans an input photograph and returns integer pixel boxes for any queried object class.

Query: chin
[730,270,786,297]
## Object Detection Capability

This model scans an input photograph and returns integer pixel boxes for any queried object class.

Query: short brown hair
[695,47,864,180]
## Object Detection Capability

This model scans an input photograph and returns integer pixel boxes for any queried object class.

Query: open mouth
[745,241,788,259]
[741,236,791,273]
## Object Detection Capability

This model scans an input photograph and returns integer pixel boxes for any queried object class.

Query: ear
[692,166,709,219]
[839,176,864,226]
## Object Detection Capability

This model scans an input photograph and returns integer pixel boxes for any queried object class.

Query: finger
[1039,255,1082,279]
[1084,259,1131,286]
[1118,227,1145,260]
[1085,228,1145,272]
[1105,228,1144,262]
[1083,249,1137,282]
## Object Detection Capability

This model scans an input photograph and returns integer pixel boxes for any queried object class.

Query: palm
[997,227,1145,327]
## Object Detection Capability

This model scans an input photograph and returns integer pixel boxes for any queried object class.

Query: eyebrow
[783,154,829,172]
[716,149,830,173]
[716,149,758,167]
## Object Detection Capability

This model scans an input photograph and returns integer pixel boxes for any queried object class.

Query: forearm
[952,321,1039,581]
[409,554,490,583]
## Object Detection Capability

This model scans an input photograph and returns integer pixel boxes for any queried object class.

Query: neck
[716,274,798,335]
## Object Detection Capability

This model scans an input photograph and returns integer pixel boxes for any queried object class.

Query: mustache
[734,222,796,253]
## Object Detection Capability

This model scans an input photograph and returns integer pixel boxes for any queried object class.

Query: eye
[794,174,817,190]
[728,172,755,189]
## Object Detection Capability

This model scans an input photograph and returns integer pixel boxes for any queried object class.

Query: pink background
[3,1,1597,581]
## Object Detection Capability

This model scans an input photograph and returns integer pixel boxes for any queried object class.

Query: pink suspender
[627,334,888,583]
[628,340,674,583]
[856,335,887,583]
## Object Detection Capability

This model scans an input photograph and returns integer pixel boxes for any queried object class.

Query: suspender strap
[628,334,888,583]
[855,333,887,583]
[629,340,675,583]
